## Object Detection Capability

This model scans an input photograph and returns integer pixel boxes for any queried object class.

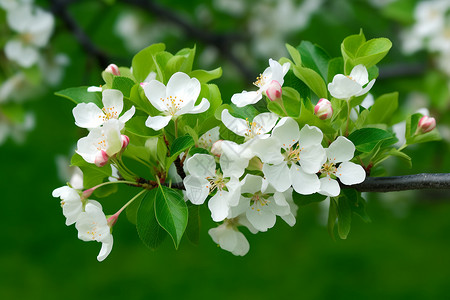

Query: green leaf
[131,43,166,83]
[154,185,188,249]
[286,43,301,66]
[337,196,352,239]
[328,198,338,240]
[166,135,195,170]
[175,46,196,73]
[137,189,168,250]
[292,191,327,206]
[190,67,222,83]
[347,128,394,153]
[405,113,442,144]
[185,204,200,245]
[70,153,112,188]
[367,92,398,125]
[282,87,301,118]
[55,87,102,107]
[126,192,144,225]
[125,115,158,138]
[293,65,328,99]
[297,41,330,81]
[327,57,344,83]
[387,148,412,168]
[342,189,371,223]
[354,38,392,68]
[112,76,136,98]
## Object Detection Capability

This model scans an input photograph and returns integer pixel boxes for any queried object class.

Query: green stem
[174,118,179,138]
[345,100,351,136]
[118,189,147,215]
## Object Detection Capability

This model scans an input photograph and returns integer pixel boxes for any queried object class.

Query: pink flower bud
[418,116,436,133]
[121,135,130,149]
[94,150,109,167]
[140,82,148,87]
[211,140,223,157]
[266,80,282,101]
[105,64,120,76]
[82,188,95,199]
[107,213,119,228]
[314,98,333,120]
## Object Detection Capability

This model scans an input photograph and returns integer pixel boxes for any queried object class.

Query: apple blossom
[328,64,375,100]
[144,72,210,131]
[418,116,436,133]
[52,186,83,226]
[208,222,249,256]
[197,126,220,150]
[75,201,114,262]
[314,98,333,120]
[72,89,135,129]
[221,109,278,141]
[104,64,120,76]
[266,80,282,101]
[231,59,290,107]
[76,119,123,167]
[318,136,366,197]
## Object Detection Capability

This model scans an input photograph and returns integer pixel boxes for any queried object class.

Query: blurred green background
[1,0,450,299]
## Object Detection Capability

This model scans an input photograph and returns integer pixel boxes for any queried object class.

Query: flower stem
[107,189,147,227]
[83,180,139,198]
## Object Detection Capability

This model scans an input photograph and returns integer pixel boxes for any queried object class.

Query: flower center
[97,135,107,151]
[86,221,103,240]
[244,118,263,140]
[20,33,33,44]
[160,96,184,116]
[206,172,229,192]
[253,74,267,88]
[321,161,337,176]
[101,107,118,121]
[250,192,270,212]
[284,144,303,164]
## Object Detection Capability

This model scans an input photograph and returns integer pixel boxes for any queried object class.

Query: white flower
[76,119,123,167]
[75,201,114,262]
[52,186,83,226]
[72,89,135,129]
[144,72,210,131]
[38,53,70,86]
[318,136,366,197]
[4,4,54,67]
[197,126,220,150]
[231,59,290,107]
[221,109,278,141]
[183,153,241,222]
[253,117,325,194]
[328,64,375,100]
[208,223,249,256]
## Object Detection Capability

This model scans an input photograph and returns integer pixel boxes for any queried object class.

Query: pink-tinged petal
[246,205,276,232]
[298,124,323,148]
[272,117,300,149]
[328,74,362,100]
[336,161,366,185]
[166,72,201,104]
[143,80,168,112]
[145,115,171,131]
[185,153,216,178]
[299,144,326,174]
[72,103,104,129]
[102,89,124,115]
[119,106,135,124]
[97,235,113,262]
[221,109,248,137]
[319,176,340,197]
[183,175,210,205]
[241,174,263,194]
[181,98,210,115]
[290,165,320,195]
[253,112,278,134]
[326,136,355,163]
[355,79,376,97]
[231,90,262,107]
[208,191,231,222]
[263,162,291,192]
[349,64,369,86]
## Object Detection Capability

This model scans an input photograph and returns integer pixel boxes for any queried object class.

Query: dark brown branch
[122,0,255,82]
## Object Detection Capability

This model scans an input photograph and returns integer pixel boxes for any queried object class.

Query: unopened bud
[418,116,436,133]
[266,80,282,101]
[82,188,95,199]
[94,150,109,167]
[211,140,223,157]
[121,135,130,149]
[105,64,120,76]
[314,98,333,120]
[107,213,119,228]
[140,82,148,87]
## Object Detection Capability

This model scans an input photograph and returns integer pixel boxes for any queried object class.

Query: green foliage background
[1,0,450,299]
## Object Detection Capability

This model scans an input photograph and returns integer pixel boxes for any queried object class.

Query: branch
[122,0,255,82]
[378,63,426,80]
[342,173,450,192]
[50,0,110,68]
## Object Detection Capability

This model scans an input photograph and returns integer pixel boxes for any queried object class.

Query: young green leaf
[292,65,328,99]
[55,87,102,107]
[297,41,330,81]
[111,76,136,98]
[367,92,398,125]
[337,196,352,239]
[348,128,394,153]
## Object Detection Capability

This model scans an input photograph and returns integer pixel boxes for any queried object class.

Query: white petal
[319,176,340,197]
[263,162,291,192]
[251,137,284,164]
[298,124,323,148]
[185,153,216,178]
[326,136,355,163]
[252,112,278,134]
[208,191,231,222]
[231,90,262,107]
[198,126,220,149]
[104,120,122,157]
[270,192,291,216]
[166,72,201,104]
[102,89,124,115]
[143,80,168,112]
[87,86,102,92]
[221,109,248,136]
[4,40,39,68]
[97,235,113,262]
[28,8,54,47]
[328,74,362,100]
[145,115,171,131]
[241,174,263,194]
[72,103,104,129]
[246,205,276,232]
[271,117,300,149]
[182,98,210,115]
[232,231,250,256]
[290,165,320,195]
[336,161,366,185]
[355,79,376,97]
[349,64,369,86]
[6,5,32,32]
[266,58,284,85]
[299,144,326,174]
[119,106,135,124]
[183,175,210,205]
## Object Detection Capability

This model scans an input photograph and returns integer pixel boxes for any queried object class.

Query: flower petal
[328,74,362,100]
[4,40,39,68]
[119,106,136,124]
[336,161,366,185]
[349,64,369,86]
[263,162,291,192]
[183,175,210,205]
[166,72,201,104]
[355,79,376,97]
[241,174,263,194]
[102,89,124,115]
[145,115,171,131]
[181,97,210,115]
[72,103,104,129]
[97,235,113,262]
[221,109,248,136]
[318,176,340,197]
[299,144,326,174]
[143,80,168,112]
[185,153,216,178]
[290,165,320,195]
[272,117,300,149]
[298,124,323,148]
[246,205,276,232]
[251,137,284,164]
[231,90,262,107]
[253,112,278,134]
[208,191,231,222]
[326,136,355,163]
